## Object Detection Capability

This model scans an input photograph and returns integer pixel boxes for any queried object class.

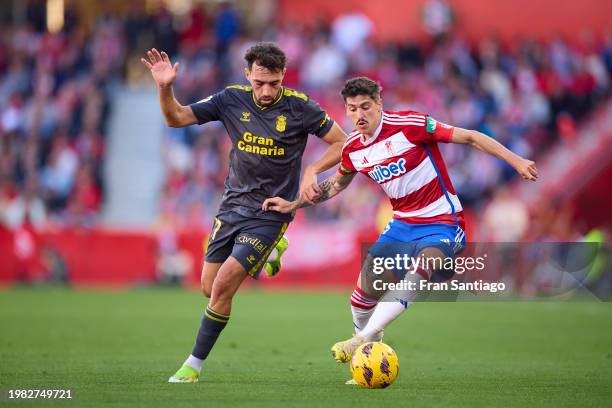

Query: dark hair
[244,42,287,72]
[341,77,382,101]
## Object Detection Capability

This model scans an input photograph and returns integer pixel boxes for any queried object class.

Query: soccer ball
[350,342,399,388]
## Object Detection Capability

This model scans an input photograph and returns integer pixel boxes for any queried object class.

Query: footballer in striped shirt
[263,76,537,373]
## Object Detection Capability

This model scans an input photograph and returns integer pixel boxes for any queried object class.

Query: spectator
[331,12,373,54]
[421,0,455,42]
[481,188,529,241]
[1,174,46,230]
[40,133,78,210]
[0,7,609,236]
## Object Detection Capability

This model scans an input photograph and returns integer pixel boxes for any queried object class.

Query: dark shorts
[205,211,288,278]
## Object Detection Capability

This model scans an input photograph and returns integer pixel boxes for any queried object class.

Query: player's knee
[201,281,212,298]
[200,271,213,298]
[210,262,245,300]
[200,262,222,299]
[430,265,455,282]
[210,277,233,302]
[418,247,454,282]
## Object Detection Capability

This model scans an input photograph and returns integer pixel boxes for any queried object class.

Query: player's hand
[262,197,297,213]
[141,48,179,88]
[513,157,538,181]
[299,167,322,204]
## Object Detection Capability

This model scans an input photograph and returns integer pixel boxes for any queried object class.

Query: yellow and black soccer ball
[350,342,399,388]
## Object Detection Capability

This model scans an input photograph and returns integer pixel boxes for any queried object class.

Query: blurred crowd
[1,2,611,240]
[0,4,113,228]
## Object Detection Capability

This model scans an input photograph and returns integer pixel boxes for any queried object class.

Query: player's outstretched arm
[300,122,348,204]
[141,48,197,128]
[451,127,538,181]
[262,171,356,213]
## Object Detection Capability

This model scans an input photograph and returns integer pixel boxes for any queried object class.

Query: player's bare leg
[333,248,444,366]
[207,257,248,315]
[169,257,248,383]
[332,255,387,364]
[201,262,223,298]
[349,255,387,340]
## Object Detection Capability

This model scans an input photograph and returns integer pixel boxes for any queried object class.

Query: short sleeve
[403,115,454,144]
[338,146,357,175]
[303,98,335,138]
[189,91,224,124]
[421,116,454,143]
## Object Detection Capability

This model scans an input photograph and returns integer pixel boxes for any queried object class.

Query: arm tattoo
[315,179,333,203]
[297,173,353,208]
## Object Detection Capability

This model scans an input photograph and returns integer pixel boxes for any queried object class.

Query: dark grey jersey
[189,85,334,222]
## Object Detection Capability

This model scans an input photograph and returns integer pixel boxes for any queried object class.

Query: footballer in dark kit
[142,42,347,382]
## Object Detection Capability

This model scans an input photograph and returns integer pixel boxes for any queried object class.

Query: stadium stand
[0,1,610,285]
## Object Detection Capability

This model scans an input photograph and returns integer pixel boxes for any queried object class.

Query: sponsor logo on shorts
[237,236,268,254]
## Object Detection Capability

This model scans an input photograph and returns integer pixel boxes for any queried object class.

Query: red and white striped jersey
[339,110,465,228]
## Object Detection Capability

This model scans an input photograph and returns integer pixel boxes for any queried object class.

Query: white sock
[184,354,203,372]
[267,247,279,262]
[350,287,384,341]
[359,300,410,340]
[351,304,375,332]
[358,272,424,340]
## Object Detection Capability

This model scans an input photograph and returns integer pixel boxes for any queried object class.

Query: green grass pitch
[1,287,611,407]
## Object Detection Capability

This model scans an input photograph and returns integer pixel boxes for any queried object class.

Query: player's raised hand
[141,48,179,88]
[262,197,296,213]
[514,157,538,181]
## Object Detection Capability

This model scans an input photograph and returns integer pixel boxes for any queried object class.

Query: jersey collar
[360,113,383,146]
[252,87,284,110]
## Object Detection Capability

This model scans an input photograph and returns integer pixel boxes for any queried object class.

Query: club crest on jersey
[385,140,394,155]
[240,112,251,122]
[276,114,286,132]
[368,158,407,183]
